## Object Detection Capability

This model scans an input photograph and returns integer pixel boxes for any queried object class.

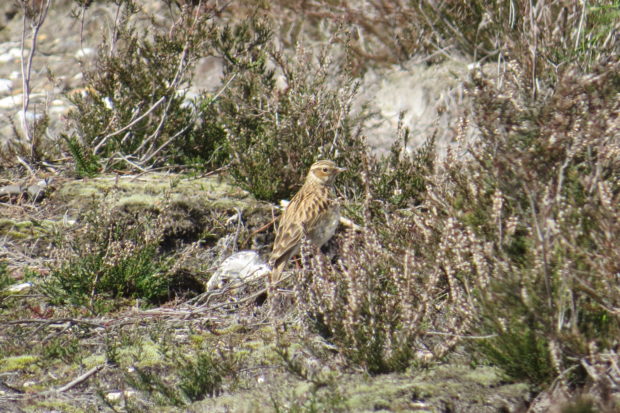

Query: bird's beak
[337,167,347,174]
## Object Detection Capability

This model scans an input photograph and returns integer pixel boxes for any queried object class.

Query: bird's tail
[269,261,285,287]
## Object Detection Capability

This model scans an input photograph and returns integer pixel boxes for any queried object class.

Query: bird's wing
[270,185,331,269]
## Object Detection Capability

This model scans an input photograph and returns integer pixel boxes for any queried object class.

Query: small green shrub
[476,313,555,387]
[42,205,172,314]
[40,336,83,366]
[178,351,225,401]
[368,123,435,210]
[0,260,10,290]
[125,365,186,407]
[62,134,100,177]
[125,348,238,407]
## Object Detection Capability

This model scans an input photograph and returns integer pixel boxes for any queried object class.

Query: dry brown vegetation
[1,0,619,411]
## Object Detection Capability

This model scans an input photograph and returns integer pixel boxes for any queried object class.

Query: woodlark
[270,160,346,284]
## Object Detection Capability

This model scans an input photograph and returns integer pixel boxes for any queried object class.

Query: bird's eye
[322,167,328,173]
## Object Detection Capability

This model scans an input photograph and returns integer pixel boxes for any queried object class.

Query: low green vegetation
[41,203,173,314]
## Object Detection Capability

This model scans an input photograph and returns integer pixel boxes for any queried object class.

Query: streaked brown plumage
[270,160,346,284]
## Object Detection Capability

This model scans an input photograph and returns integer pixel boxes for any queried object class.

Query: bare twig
[211,72,238,103]
[135,44,190,157]
[113,153,149,172]
[139,124,191,164]
[424,330,497,340]
[19,0,51,160]
[56,364,104,393]
[528,0,539,98]
[0,318,105,327]
[574,0,587,51]
[93,96,166,155]
[109,1,123,56]
[15,155,36,179]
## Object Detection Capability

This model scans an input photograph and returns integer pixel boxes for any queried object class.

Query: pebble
[0,47,23,63]
[74,47,95,58]
[102,96,113,110]
[0,78,12,93]
[105,390,135,402]
[5,282,33,293]
[179,90,198,109]
[48,99,70,116]
[17,109,44,124]
[0,93,45,109]
[0,179,50,202]
[0,94,20,109]
[0,184,22,199]
[27,184,46,201]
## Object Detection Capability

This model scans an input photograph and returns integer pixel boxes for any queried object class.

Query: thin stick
[93,96,166,155]
[574,0,587,51]
[250,217,277,236]
[0,318,104,327]
[19,0,51,159]
[424,331,497,340]
[56,365,104,393]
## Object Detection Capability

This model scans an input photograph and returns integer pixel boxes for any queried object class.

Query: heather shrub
[65,2,369,202]
[367,124,435,210]
[42,203,172,314]
[269,0,619,71]
[453,59,620,389]
[125,350,235,407]
[292,17,618,397]
[295,213,477,374]
[212,34,368,202]
[65,2,227,175]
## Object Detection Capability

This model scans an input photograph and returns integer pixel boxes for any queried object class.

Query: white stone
[102,96,114,110]
[6,282,32,293]
[48,104,69,116]
[0,94,20,109]
[0,48,24,63]
[0,93,44,109]
[357,58,473,158]
[105,392,123,402]
[179,90,198,109]
[16,110,44,124]
[75,47,95,58]
[0,79,12,93]
[105,390,135,402]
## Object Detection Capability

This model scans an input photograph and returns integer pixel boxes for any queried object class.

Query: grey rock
[26,184,46,202]
[0,184,22,200]
[0,78,11,92]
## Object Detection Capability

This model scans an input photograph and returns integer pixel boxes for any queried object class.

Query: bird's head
[306,160,346,186]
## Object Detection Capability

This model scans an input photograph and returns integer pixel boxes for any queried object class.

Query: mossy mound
[52,173,267,214]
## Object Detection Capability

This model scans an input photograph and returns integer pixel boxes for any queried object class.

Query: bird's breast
[309,205,340,248]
